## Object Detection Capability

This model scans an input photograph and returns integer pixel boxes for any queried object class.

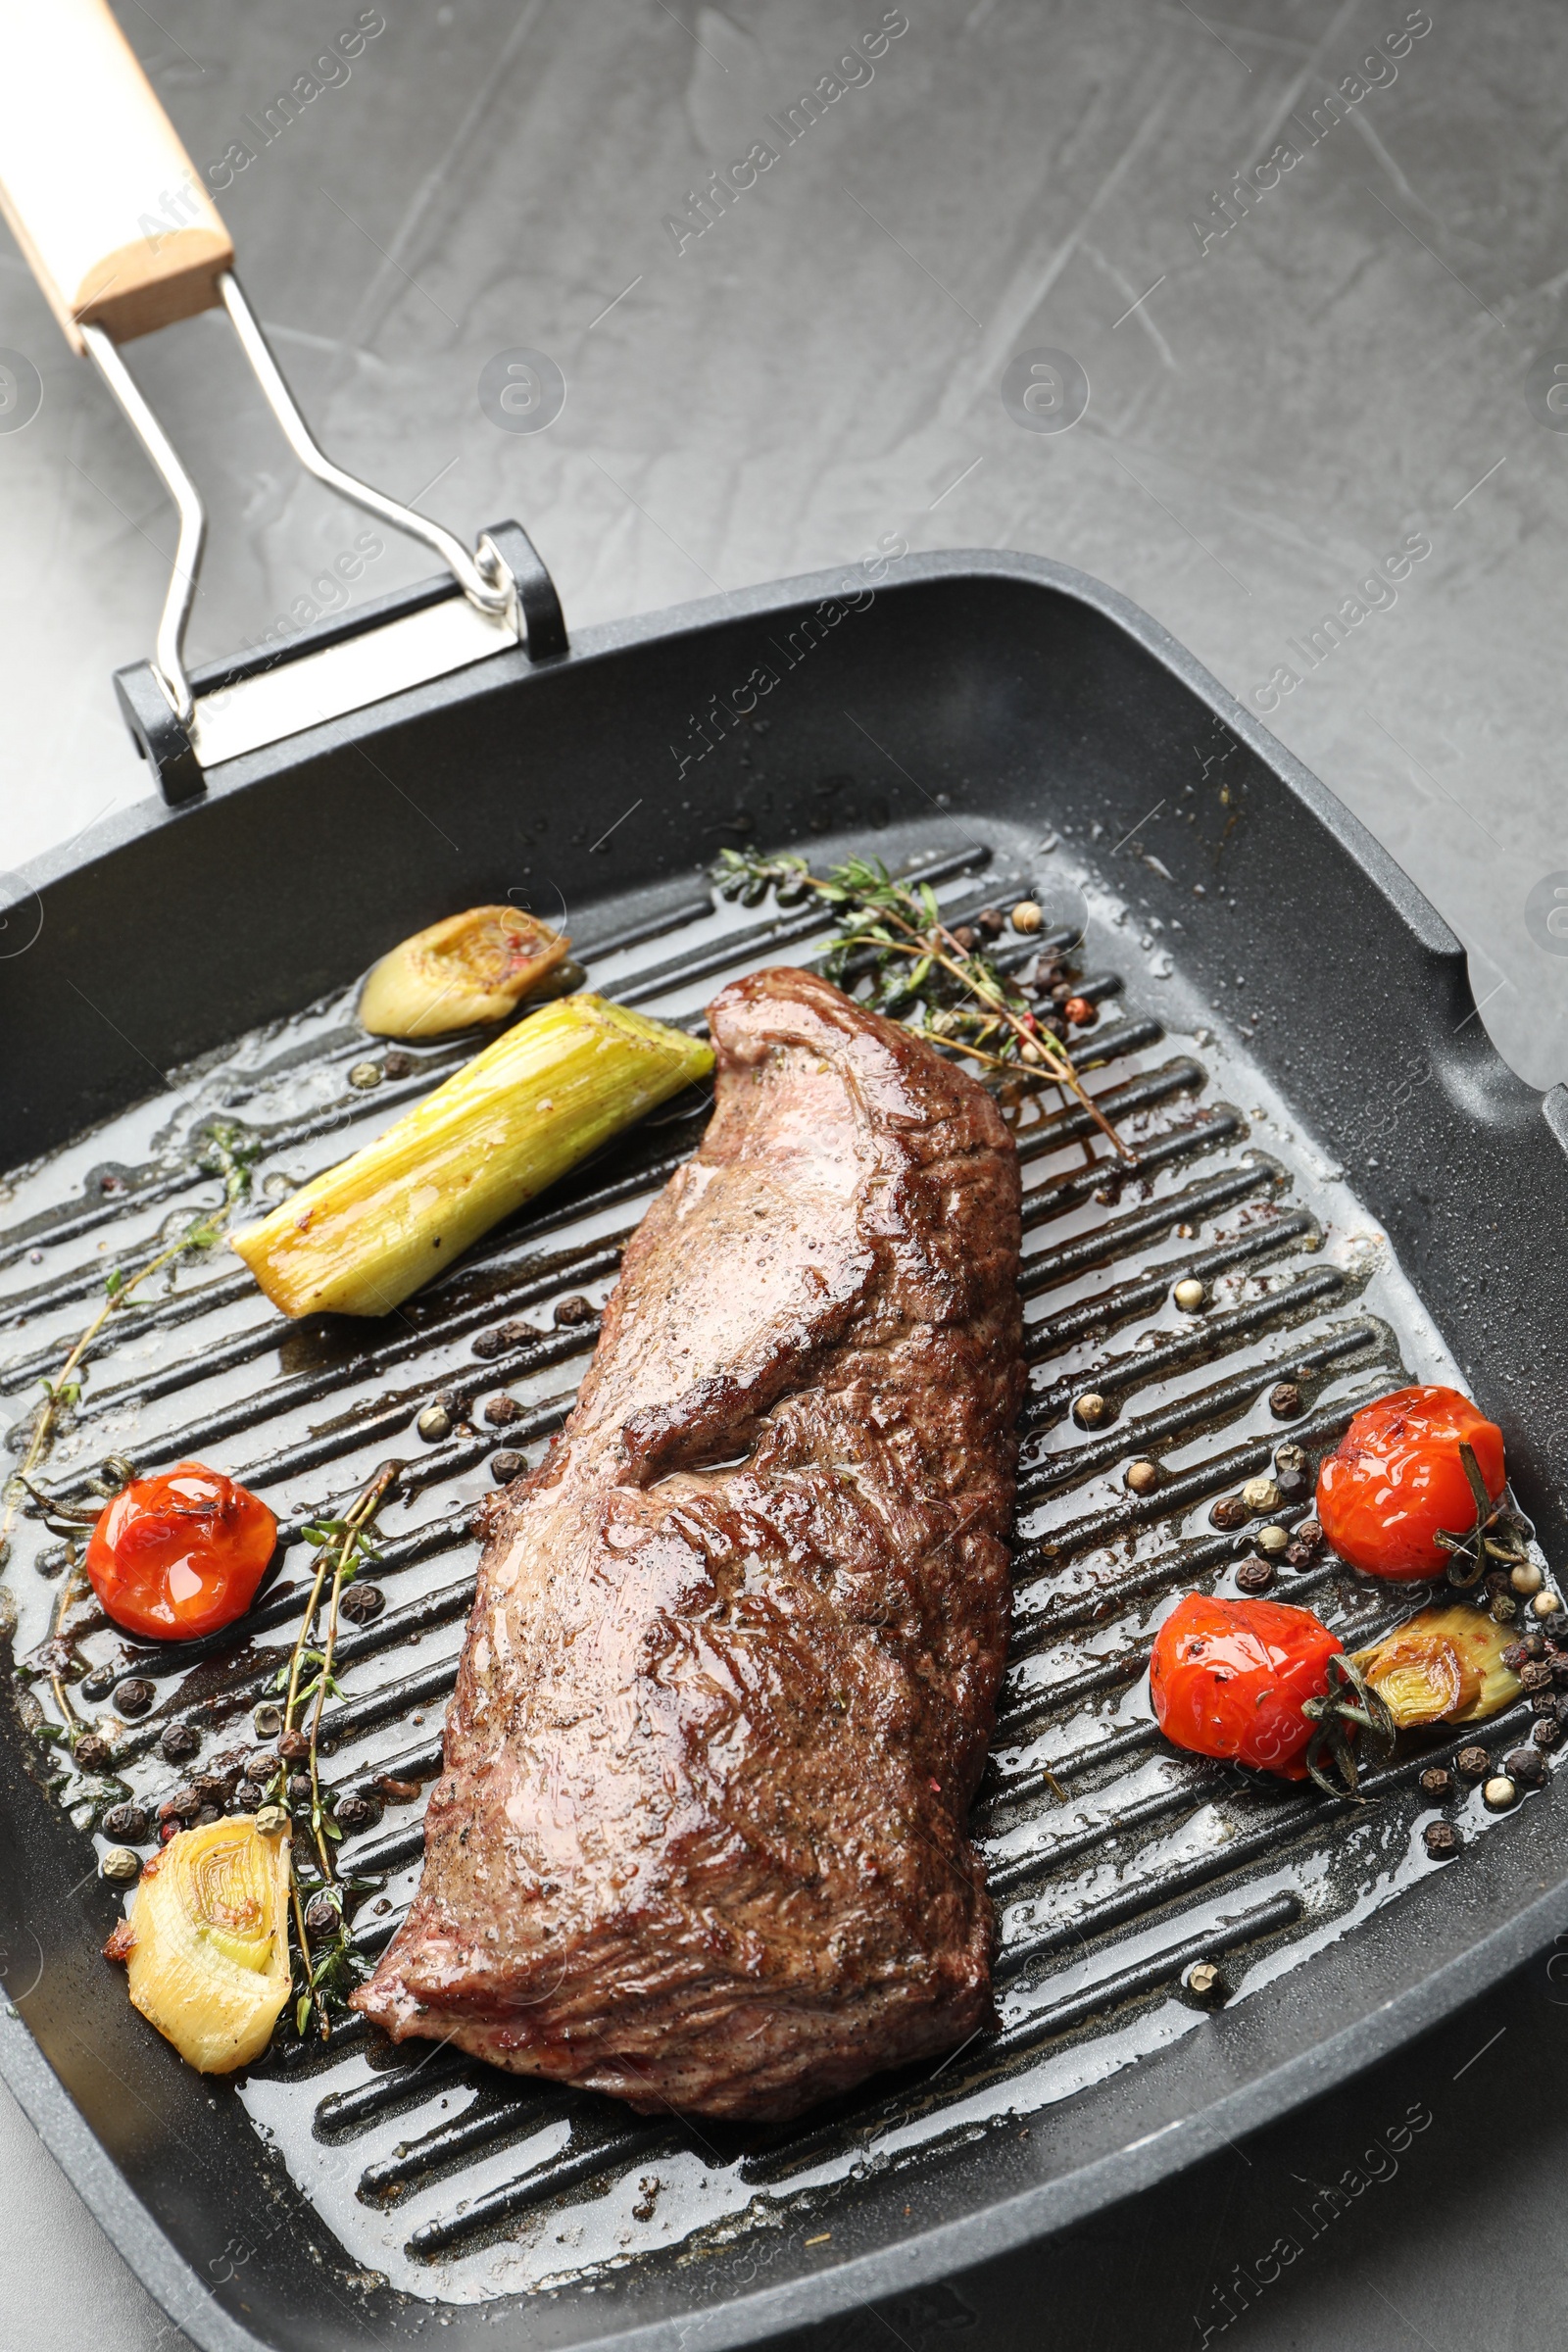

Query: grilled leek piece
[105,1817,291,2074]
[231,995,712,1318]
[360,906,569,1037]
[1352,1604,1522,1731]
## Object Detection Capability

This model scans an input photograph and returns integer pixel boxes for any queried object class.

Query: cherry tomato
[1316,1384,1504,1583]
[85,1462,276,1641]
[1149,1592,1344,1778]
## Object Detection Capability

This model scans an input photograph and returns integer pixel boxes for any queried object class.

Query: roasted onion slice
[359,906,569,1037]
[1352,1604,1521,1731]
[105,1818,291,2073]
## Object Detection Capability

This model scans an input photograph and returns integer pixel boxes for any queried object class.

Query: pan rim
[7,544,1478,998]
[4,1879,1563,2352]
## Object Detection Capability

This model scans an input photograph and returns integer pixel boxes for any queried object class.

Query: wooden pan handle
[0,0,232,349]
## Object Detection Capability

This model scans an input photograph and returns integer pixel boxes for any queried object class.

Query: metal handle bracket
[115,516,567,804]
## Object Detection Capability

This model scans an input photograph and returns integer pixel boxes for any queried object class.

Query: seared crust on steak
[352,967,1023,2119]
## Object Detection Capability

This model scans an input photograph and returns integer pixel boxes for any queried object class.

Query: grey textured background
[2,2,1566,2345]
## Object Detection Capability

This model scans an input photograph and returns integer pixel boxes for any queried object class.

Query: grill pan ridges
[3,550,1568,2352]
[0,842,1504,2279]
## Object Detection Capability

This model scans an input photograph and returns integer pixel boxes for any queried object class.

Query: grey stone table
[1,1,1565,2345]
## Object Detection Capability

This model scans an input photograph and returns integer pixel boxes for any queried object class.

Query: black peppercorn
[1268,1381,1304,1420]
[553,1295,597,1328]
[114,1677,156,1718]
[277,1727,310,1762]
[230,1782,263,1812]
[950,925,978,953]
[471,1330,508,1360]
[1533,1692,1558,1717]
[1295,1519,1323,1551]
[195,1805,222,1828]
[976,908,1005,938]
[333,1794,379,1835]
[1418,1766,1454,1801]
[73,1733,112,1772]
[1456,1744,1491,1782]
[339,1583,385,1625]
[158,1721,200,1763]
[1235,1557,1275,1594]
[158,1787,200,1823]
[1520,1659,1553,1693]
[483,1394,522,1427]
[1423,1821,1459,1858]
[380,1050,417,1080]
[1533,1718,1563,1751]
[1504,1745,1545,1788]
[491,1450,524,1482]
[1210,1496,1250,1532]
[101,1801,150,1843]
[304,1891,340,1935]
[287,1773,314,1804]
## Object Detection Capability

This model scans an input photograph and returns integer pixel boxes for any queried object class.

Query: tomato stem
[1434,1441,1527,1590]
[1300,1653,1396,1799]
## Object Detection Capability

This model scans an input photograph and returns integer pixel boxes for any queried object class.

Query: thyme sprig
[713,849,1131,1159]
[0,1128,258,1571]
[1434,1441,1530,1591]
[274,1459,398,2037]
[294,1889,371,2041]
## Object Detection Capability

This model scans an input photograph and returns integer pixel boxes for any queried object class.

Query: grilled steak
[354,966,1024,2119]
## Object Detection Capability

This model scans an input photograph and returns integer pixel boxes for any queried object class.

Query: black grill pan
[4,542,1568,2352]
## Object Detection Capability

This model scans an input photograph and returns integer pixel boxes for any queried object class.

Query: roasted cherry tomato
[1316,1384,1504,1583]
[85,1462,276,1641]
[1150,1592,1345,1779]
